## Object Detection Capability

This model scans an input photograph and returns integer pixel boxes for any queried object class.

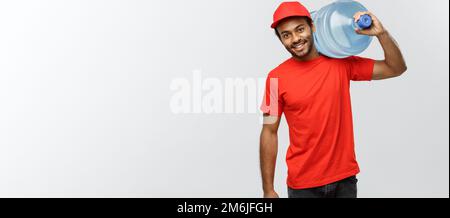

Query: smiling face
[276,16,318,61]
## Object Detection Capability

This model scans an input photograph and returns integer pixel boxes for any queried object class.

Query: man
[259,2,407,198]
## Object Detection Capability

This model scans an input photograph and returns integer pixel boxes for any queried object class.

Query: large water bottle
[312,0,373,58]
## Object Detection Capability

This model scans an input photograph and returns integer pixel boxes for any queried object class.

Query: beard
[286,35,315,60]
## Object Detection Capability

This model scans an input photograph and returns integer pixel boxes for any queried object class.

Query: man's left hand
[354,11,386,37]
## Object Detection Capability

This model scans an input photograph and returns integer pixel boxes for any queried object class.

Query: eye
[282,34,290,39]
[298,28,305,32]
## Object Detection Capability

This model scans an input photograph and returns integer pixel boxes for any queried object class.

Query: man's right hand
[260,115,282,199]
[263,190,280,198]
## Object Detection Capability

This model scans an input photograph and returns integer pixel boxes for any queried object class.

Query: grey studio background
[0,0,448,198]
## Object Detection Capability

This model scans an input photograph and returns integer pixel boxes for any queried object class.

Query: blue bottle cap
[357,14,372,29]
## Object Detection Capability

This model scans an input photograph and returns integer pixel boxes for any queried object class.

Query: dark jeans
[288,176,358,198]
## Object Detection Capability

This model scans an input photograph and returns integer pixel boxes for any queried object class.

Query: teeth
[293,42,306,48]
[294,43,305,48]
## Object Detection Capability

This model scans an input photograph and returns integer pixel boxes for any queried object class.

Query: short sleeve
[346,56,375,81]
[260,72,283,117]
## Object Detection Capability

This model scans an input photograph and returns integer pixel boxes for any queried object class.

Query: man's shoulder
[339,55,373,63]
[322,55,372,67]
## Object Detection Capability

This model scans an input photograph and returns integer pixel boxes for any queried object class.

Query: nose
[292,32,302,44]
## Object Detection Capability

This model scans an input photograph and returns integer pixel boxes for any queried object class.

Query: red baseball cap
[271,1,312,29]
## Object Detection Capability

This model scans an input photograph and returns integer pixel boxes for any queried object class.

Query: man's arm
[260,115,281,198]
[354,12,408,80]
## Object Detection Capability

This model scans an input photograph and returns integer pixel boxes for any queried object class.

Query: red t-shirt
[261,55,375,189]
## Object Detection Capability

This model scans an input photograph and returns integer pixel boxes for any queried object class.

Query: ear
[311,22,316,33]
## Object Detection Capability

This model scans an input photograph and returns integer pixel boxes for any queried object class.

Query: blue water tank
[312,0,374,58]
